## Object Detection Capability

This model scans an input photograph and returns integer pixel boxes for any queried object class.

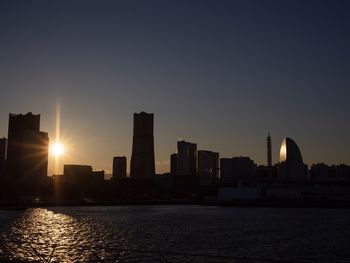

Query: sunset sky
[0,0,349,175]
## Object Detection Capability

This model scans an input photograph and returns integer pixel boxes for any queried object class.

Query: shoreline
[1,199,350,210]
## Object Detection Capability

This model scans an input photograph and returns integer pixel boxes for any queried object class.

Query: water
[0,206,350,262]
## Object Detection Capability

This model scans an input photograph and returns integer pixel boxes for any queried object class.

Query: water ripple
[0,206,350,262]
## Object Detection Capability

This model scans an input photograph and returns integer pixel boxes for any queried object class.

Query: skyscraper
[198,150,219,179]
[174,141,198,194]
[176,140,197,177]
[112,156,127,179]
[130,112,155,178]
[6,112,49,189]
[267,133,272,167]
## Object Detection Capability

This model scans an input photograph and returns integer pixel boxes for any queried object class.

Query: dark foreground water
[0,206,350,262]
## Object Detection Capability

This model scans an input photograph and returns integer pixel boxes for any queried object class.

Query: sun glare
[51,142,64,157]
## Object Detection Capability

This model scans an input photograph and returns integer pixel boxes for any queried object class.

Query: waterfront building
[112,156,127,179]
[176,140,197,177]
[0,137,6,178]
[220,158,233,182]
[91,170,105,183]
[130,112,155,178]
[170,153,177,176]
[61,164,104,185]
[63,164,93,184]
[60,164,105,184]
[278,137,308,182]
[55,164,104,198]
[172,141,198,195]
[198,150,219,185]
[310,163,331,183]
[335,164,350,181]
[6,112,49,189]
[220,157,257,185]
[0,137,6,161]
[255,165,276,183]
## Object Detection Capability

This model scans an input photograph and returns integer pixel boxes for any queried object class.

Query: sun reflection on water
[0,208,115,262]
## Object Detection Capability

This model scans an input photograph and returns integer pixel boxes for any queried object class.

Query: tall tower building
[6,112,49,189]
[267,133,272,167]
[130,112,155,178]
[113,156,127,179]
[174,141,198,193]
[176,140,197,177]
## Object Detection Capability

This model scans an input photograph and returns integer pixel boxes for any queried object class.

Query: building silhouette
[220,157,257,185]
[267,133,272,167]
[54,164,105,199]
[335,164,350,180]
[278,137,308,182]
[176,140,197,177]
[130,112,155,178]
[6,112,49,190]
[63,164,93,184]
[113,156,127,179]
[60,164,105,186]
[0,138,6,177]
[173,141,198,195]
[220,158,232,183]
[0,137,6,160]
[310,163,331,183]
[170,153,177,176]
[198,150,219,185]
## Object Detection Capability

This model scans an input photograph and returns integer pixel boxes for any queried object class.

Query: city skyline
[0,1,349,175]
[1,2,350,262]
[0,110,349,177]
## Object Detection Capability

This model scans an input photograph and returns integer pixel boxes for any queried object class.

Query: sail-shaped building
[278,137,308,182]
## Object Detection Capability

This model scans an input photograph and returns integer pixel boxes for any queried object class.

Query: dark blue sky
[0,0,349,174]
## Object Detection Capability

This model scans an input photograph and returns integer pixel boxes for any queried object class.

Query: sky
[0,0,349,175]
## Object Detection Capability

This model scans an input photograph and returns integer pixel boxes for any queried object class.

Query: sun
[51,142,64,157]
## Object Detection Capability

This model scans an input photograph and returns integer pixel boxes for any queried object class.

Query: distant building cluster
[0,111,350,203]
